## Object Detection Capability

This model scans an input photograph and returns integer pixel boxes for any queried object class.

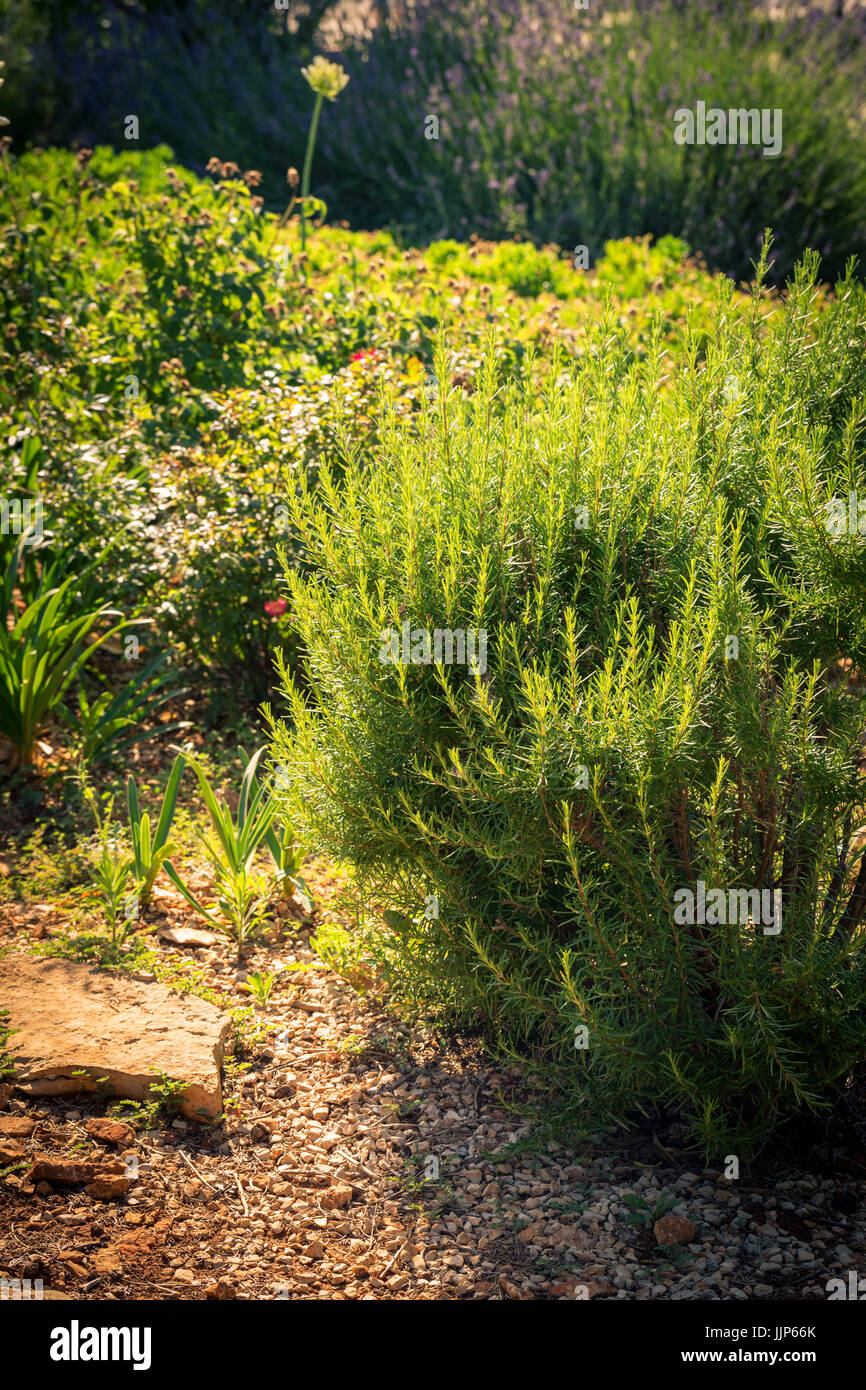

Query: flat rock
[93,1248,124,1274]
[157,925,219,949]
[27,1155,126,1186]
[1,952,231,1120]
[0,1115,35,1138]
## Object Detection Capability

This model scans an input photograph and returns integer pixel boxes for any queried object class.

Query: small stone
[654,1213,696,1246]
[549,1275,583,1297]
[205,1281,236,1300]
[517,1221,544,1245]
[86,1176,131,1199]
[84,1118,135,1148]
[498,1274,534,1300]
[93,1248,123,1275]
[320,1182,353,1211]
[583,1279,617,1299]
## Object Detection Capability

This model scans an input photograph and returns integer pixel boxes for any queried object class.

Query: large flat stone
[0,952,231,1120]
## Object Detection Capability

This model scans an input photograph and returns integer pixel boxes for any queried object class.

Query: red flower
[350,348,380,363]
[264,597,287,617]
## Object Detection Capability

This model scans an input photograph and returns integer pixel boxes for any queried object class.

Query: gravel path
[2,868,865,1302]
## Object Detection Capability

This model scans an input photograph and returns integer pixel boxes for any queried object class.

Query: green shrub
[132,167,272,396]
[271,249,866,1152]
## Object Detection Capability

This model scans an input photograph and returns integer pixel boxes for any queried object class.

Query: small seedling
[623,1191,680,1228]
[239,970,279,1008]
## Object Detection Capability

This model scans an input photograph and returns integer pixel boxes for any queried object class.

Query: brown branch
[839,851,866,939]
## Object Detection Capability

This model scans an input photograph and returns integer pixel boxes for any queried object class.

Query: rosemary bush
[271,247,866,1150]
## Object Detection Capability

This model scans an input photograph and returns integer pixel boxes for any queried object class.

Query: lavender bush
[4,0,866,281]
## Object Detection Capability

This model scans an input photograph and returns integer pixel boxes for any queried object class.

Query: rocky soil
[2,864,866,1302]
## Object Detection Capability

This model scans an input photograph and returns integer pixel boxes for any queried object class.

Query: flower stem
[301,91,324,254]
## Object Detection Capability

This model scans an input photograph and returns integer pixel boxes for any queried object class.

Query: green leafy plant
[77,770,140,946]
[623,1192,681,1229]
[0,534,140,767]
[110,1070,189,1130]
[127,753,185,908]
[39,927,152,972]
[132,167,272,396]
[89,810,139,947]
[13,2,866,284]
[0,148,745,718]
[239,969,279,1008]
[64,651,188,764]
[262,784,313,906]
[164,746,276,958]
[0,1006,18,1080]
